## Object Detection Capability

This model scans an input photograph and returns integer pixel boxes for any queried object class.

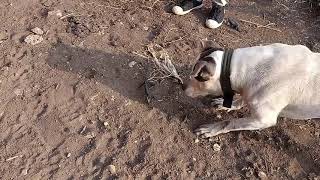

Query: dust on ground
[0,0,320,179]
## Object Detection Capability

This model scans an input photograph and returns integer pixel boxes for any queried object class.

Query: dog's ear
[191,60,216,81]
[198,47,224,60]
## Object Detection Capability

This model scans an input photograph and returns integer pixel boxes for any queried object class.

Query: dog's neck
[211,50,245,94]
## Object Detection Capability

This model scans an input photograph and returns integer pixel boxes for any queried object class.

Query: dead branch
[239,19,282,32]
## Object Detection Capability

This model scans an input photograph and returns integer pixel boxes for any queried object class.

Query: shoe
[172,0,203,16]
[206,2,225,29]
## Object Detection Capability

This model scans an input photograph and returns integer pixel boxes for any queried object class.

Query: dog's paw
[194,121,230,138]
[216,105,233,112]
[210,98,224,106]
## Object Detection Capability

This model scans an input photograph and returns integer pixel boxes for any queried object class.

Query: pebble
[14,89,23,96]
[21,168,28,176]
[258,171,267,180]
[107,165,116,174]
[66,153,71,158]
[0,32,8,40]
[31,27,44,35]
[194,138,200,143]
[128,61,137,68]
[24,34,43,45]
[85,132,95,139]
[213,143,221,152]
[48,10,63,17]
[103,121,109,127]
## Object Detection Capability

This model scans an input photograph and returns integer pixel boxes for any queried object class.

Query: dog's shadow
[46,43,217,129]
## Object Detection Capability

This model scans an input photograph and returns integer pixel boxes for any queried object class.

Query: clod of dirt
[244,167,254,178]
[0,32,8,41]
[258,171,267,180]
[128,61,137,68]
[24,34,43,45]
[107,165,116,174]
[31,27,44,35]
[21,168,28,176]
[109,33,121,47]
[213,143,221,152]
[14,89,23,96]
[11,31,30,43]
[288,158,303,178]
[48,10,63,17]
[227,18,240,31]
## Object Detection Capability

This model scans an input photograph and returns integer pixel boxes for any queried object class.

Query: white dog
[183,43,320,137]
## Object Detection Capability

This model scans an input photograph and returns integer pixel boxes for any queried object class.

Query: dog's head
[183,47,224,98]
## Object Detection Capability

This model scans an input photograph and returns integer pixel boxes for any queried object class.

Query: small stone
[245,169,253,178]
[48,10,63,17]
[192,157,197,161]
[21,168,28,175]
[213,143,221,152]
[31,27,44,35]
[128,61,137,68]
[24,34,43,45]
[143,26,149,31]
[194,138,200,143]
[216,114,222,119]
[258,171,267,179]
[0,32,8,40]
[107,165,116,174]
[14,89,23,96]
[103,121,109,127]
[66,153,71,158]
[85,132,95,139]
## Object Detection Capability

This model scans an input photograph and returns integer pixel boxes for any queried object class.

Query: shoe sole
[173,4,203,15]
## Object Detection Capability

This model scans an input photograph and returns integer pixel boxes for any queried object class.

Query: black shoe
[206,2,225,29]
[172,0,203,15]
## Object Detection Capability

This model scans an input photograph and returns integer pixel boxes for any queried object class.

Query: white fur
[206,19,223,29]
[194,43,320,137]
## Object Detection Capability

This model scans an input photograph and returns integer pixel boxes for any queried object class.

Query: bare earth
[0,0,320,179]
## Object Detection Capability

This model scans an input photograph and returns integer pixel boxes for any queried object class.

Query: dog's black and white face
[183,48,224,98]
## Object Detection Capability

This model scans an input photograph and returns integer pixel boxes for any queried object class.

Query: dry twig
[147,44,183,84]
[239,19,282,32]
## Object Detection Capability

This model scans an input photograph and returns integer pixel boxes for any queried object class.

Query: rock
[14,89,23,96]
[128,61,137,68]
[48,10,63,17]
[66,153,71,158]
[103,121,109,127]
[107,165,116,174]
[24,34,43,45]
[244,168,253,178]
[194,138,200,144]
[258,171,267,180]
[21,168,28,176]
[0,32,8,40]
[213,143,221,152]
[31,27,44,35]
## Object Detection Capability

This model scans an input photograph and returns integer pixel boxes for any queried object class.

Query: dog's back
[233,43,320,119]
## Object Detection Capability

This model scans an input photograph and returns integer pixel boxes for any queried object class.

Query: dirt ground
[0,0,320,179]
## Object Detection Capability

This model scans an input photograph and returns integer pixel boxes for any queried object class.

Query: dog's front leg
[195,117,277,138]
[211,97,244,112]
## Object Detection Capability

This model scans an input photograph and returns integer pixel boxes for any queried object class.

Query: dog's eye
[195,75,209,82]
